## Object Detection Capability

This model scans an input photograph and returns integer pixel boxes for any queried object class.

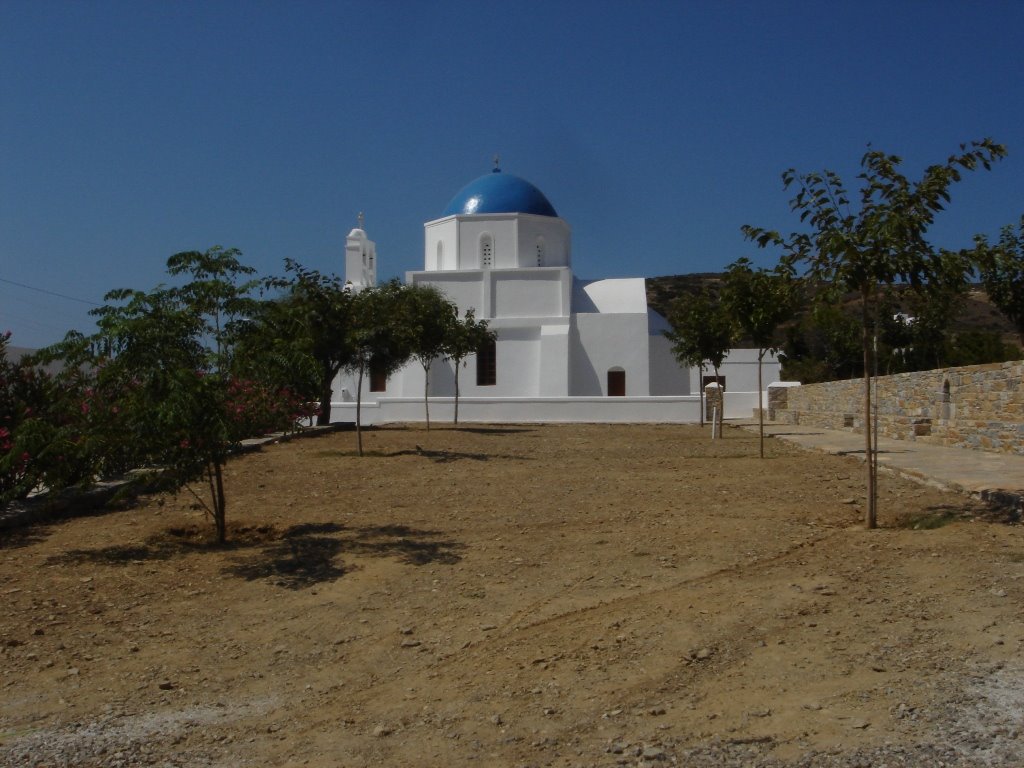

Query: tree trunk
[212,459,227,544]
[713,364,724,436]
[317,364,333,426]
[757,349,765,459]
[356,362,365,457]
[423,362,431,431]
[862,291,877,529]
[698,363,705,428]
[453,359,461,425]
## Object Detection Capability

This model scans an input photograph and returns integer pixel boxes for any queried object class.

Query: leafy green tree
[883,250,975,372]
[443,309,496,425]
[976,215,1024,345]
[166,246,257,371]
[247,260,357,425]
[346,280,414,456]
[402,285,459,430]
[74,249,296,543]
[230,294,321,417]
[666,288,733,432]
[743,139,1006,528]
[722,256,804,457]
[946,330,1021,366]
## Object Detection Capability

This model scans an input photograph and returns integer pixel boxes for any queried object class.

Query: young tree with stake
[743,139,1006,528]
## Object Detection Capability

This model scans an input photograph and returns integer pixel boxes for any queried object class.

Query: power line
[0,277,102,306]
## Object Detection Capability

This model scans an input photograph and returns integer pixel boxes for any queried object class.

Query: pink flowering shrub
[1,332,95,504]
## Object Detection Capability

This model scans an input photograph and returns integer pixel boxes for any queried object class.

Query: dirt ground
[2,423,1023,767]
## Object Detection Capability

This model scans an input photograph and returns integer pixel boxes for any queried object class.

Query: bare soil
[2,423,1023,767]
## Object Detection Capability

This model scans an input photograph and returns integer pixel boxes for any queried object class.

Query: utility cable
[0,276,102,306]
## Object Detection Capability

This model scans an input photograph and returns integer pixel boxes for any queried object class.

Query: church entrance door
[607,369,625,397]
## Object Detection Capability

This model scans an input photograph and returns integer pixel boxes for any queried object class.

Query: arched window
[480,234,493,269]
[476,338,496,386]
[607,367,626,396]
[536,237,545,266]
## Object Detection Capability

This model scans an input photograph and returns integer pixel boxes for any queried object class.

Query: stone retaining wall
[769,361,1024,456]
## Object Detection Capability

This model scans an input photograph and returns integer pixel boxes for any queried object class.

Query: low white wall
[328,392,764,425]
[720,391,761,419]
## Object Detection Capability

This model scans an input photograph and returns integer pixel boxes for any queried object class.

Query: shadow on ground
[0,525,51,550]
[46,524,278,565]
[897,500,1021,529]
[47,520,464,590]
[226,522,464,588]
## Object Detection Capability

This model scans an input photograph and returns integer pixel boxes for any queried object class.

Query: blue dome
[441,171,558,217]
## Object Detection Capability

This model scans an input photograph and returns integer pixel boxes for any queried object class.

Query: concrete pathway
[734,419,1024,514]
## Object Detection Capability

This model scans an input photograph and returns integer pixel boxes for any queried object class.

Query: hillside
[646,274,1020,345]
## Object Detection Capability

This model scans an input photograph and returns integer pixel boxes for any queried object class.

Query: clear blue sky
[3,0,1022,348]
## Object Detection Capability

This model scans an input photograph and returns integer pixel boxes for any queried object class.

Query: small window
[370,364,387,392]
[536,237,545,266]
[436,241,443,270]
[608,368,625,396]
[476,339,496,386]
[480,234,493,269]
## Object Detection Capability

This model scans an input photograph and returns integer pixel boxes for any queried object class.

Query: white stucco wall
[648,332,690,395]
[329,395,703,425]
[539,324,571,395]
[408,271,486,316]
[687,348,782,399]
[515,215,571,267]
[424,219,458,271]
[493,271,566,318]
[424,213,571,272]
[571,312,651,396]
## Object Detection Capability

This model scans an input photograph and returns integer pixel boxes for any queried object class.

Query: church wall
[491,327,541,397]
[648,333,690,395]
[423,219,458,270]
[539,324,571,396]
[456,217,518,269]
[516,216,570,268]
[408,271,486,317]
[492,270,567,318]
[570,313,651,396]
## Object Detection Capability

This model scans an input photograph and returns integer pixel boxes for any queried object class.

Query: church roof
[441,170,558,218]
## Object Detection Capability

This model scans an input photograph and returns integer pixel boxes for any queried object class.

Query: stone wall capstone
[769,360,1024,456]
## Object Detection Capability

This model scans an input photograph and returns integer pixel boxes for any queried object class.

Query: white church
[329,166,779,424]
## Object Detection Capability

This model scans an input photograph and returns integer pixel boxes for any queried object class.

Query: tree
[248,260,357,425]
[782,298,863,382]
[346,280,414,456]
[443,308,496,425]
[976,215,1024,345]
[722,256,804,457]
[883,249,975,372]
[743,139,1006,528]
[1,332,95,505]
[666,288,733,433]
[166,246,257,371]
[401,285,459,430]
[75,249,298,543]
